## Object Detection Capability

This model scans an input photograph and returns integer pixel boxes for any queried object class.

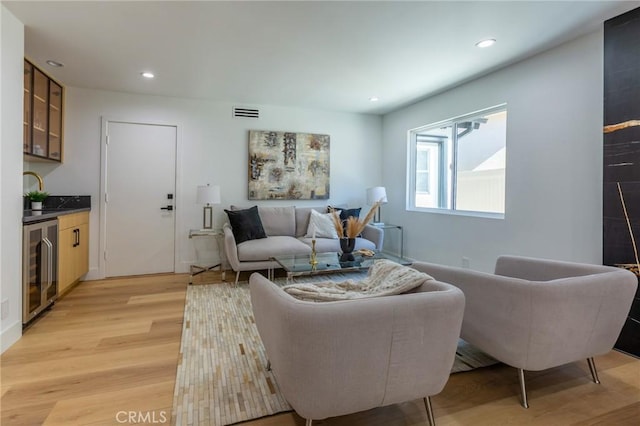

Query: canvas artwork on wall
[248,130,330,200]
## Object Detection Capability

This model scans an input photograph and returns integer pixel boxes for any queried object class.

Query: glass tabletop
[271,250,412,275]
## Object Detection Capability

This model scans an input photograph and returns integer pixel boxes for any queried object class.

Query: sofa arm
[411,261,533,368]
[495,255,621,281]
[223,224,241,272]
[360,224,383,250]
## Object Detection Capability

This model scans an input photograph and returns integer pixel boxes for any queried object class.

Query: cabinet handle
[73,229,80,247]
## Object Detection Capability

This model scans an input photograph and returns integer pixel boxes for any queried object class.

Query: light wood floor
[1,271,639,425]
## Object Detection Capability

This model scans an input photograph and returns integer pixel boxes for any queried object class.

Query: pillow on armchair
[224,206,267,244]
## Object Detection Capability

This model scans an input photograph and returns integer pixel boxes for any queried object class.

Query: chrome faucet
[23,171,44,192]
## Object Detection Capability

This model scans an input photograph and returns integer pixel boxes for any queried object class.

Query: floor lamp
[196,184,221,230]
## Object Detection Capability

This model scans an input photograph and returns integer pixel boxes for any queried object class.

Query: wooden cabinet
[23,59,64,162]
[58,212,89,295]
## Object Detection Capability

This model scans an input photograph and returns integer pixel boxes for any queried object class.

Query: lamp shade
[366,186,387,205]
[196,184,221,205]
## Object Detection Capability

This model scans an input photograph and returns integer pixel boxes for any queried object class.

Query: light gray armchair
[412,255,638,408]
[249,272,465,426]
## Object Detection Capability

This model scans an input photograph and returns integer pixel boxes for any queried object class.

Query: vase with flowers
[330,200,381,262]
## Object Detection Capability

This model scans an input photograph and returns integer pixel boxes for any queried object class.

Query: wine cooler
[23,219,58,324]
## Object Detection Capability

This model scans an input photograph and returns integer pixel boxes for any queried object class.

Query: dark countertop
[23,207,91,224]
[23,195,92,224]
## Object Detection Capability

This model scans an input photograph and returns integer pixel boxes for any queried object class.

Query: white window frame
[406,104,507,219]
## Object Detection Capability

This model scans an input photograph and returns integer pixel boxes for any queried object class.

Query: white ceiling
[5,1,640,115]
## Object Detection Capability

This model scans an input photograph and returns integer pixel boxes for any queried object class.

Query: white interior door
[104,121,177,277]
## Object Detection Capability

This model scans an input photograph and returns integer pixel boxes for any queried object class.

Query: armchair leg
[587,357,600,384]
[423,396,435,426]
[518,368,529,408]
[234,271,240,287]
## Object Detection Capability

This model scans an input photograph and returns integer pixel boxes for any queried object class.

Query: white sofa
[223,205,383,285]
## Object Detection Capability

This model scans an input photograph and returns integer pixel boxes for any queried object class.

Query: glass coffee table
[269,250,412,283]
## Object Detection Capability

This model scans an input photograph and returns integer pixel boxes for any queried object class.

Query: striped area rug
[171,276,497,426]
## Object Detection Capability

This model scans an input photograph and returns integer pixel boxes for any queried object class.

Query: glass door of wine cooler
[23,220,58,324]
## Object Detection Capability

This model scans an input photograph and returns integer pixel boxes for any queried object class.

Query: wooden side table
[188,229,226,284]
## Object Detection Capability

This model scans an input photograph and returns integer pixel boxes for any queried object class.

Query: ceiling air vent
[233,107,260,119]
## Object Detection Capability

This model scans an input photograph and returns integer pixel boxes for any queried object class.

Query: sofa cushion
[225,206,267,244]
[329,206,363,237]
[237,236,311,261]
[300,237,376,253]
[231,205,296,237]
[329,206,361,222]
[258,206,296,236]
[295,207,327,237]
[340,207,362,221]
[305,209,341,239]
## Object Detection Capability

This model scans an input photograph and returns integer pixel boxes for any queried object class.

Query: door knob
[160,205,174,211]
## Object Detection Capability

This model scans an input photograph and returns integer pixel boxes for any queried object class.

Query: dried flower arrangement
[329,200,381,239]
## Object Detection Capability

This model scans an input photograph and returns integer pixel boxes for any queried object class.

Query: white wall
[28,88,382,277]
[1,5,25,352]
[382,29,604,272]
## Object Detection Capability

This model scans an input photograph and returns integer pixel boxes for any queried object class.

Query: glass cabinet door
[49,81,63,160]
[23,59,64,162]
[32,67,49,158]
[23,61,33,153]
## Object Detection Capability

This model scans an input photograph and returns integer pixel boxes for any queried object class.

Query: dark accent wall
[604,6,640,358]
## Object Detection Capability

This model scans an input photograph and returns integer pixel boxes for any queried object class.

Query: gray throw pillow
[224,206,267,244]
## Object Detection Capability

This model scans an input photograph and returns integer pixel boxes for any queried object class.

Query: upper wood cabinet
[23,59,64,162]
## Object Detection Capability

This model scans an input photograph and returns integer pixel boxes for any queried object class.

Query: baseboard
[1,320,22,353]
[83,267,102,281]
[83,264,199,280]
[177,261,192,274]
[84,266,186,281]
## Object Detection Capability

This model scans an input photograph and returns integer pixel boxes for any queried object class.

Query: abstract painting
[248,130,330,200]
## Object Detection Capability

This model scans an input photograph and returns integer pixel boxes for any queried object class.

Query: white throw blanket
[282,259,433,301]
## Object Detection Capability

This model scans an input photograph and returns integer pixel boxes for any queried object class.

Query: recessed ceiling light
[369,96,379,102]
[475,39,496,48]
[141,72,155,79]
[46,60,64,68]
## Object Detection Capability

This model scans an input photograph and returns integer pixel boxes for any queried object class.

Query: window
[408,105,507,216]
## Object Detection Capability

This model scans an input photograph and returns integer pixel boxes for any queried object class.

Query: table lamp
[196,184,221,230]
[366,186,387,225]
